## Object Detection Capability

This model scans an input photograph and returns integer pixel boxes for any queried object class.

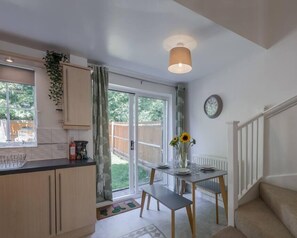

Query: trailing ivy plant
[43,50,68,108]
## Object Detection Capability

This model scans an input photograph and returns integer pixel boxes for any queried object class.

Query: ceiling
[0,0,263,83]
[176,0,297,49]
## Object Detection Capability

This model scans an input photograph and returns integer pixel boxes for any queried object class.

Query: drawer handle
[48,175,52,236]
[59,173,62,231]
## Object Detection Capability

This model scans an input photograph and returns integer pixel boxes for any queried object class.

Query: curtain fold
[174,84,186,193]
[176,84,185,135]
[92,66,112,203]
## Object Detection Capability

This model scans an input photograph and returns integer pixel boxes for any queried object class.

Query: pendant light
[168,43,192,74]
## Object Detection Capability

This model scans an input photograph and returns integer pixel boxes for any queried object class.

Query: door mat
[119,224,166,238]
[97,199,140,220]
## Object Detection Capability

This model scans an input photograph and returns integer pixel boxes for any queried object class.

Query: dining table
[145,162,228,238]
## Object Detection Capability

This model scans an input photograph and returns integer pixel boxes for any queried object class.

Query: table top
[145,162,227,184]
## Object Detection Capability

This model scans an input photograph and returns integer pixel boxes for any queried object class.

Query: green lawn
[111,163,150,191]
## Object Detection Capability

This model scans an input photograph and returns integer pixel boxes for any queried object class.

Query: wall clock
[204,95,223,118]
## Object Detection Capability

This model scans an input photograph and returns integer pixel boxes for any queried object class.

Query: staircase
[236,182,296,238]
[214,95,297,237]
[213,182,297,238]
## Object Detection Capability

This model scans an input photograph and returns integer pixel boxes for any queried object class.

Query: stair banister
[227,121,239,226]
[264,94,297,119]
[237,113,263,129]
[227,94,297,227]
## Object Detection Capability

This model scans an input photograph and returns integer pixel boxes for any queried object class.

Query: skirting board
[263,173,297,191]
[55,224,95,238]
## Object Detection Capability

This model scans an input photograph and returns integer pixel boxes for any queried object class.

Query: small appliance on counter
[74,140,88,160]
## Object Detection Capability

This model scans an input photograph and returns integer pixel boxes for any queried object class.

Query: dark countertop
[0,158,96,176]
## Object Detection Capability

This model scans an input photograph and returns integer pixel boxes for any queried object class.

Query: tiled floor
[91,192,227,238]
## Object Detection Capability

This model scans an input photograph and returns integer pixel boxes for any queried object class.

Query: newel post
[227,121,239,226]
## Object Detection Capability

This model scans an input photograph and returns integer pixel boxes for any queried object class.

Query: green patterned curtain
[92,66,112,203]
[175,84,186,192]
[176,84,185,135]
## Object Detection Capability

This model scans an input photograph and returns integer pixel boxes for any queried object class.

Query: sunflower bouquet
[170,132,196,168]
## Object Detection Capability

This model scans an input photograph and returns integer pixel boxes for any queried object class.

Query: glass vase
[178,151,188,168]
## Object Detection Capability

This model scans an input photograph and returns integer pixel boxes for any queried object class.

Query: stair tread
[235,198,294,238]
[260,182,297,237]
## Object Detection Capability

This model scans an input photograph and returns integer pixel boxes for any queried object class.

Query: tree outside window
[0,81,36,145]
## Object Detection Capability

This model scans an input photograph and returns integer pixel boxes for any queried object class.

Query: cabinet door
[56,166,96,235]
[0,171,56,238]
[63,64,91,129]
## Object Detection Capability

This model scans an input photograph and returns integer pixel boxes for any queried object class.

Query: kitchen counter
[0,158,96,176]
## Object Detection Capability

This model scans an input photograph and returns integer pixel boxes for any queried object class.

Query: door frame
[109,85,170,198]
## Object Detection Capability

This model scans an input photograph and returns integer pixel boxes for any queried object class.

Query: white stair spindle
[227,121,239,226]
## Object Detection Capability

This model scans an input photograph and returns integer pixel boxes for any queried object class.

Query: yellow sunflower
[180,132,191,143]
[170,136,179,146]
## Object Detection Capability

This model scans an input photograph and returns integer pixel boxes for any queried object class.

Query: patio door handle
[130,140,134,150]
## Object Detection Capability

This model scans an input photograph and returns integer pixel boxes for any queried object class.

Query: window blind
[0,64,34,85]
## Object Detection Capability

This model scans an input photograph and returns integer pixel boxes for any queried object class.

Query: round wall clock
[204,95,223,118]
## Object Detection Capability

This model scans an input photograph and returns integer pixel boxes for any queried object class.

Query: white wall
[35,67,64,128]
[263,104,297,190]
[186,28,297,177]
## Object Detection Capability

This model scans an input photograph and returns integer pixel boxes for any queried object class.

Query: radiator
[192,155,228,185]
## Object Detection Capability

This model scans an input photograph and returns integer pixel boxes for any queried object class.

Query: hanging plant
[43,50,68,108]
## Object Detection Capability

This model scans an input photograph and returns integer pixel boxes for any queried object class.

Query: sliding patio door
[108,90,168,198]
[135,95,167,192]
[108,90,134,198]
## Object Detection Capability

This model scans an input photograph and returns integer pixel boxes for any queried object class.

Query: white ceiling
[0,0,263,83]
[176,0,297,49]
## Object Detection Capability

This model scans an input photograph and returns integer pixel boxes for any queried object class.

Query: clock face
[204,95,223,118]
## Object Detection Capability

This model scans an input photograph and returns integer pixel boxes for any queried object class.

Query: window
[0,64,36,147]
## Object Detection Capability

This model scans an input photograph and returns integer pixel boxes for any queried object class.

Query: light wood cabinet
[56,166,96,235]
[0,170,56,238]
[0,165,96,238]
[62,63,92,130]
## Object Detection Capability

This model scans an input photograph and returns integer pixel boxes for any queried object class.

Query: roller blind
[0,64,34,85]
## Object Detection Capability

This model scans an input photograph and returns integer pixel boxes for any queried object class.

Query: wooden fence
[109,122,162,164]
[0,120,34,142]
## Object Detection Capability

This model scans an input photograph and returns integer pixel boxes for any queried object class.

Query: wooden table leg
[191,183,196,238]
[147,196,151,210]
[218,175,228,221]
[140,191,146,217]
[186,205,193,233]
[147,168,156,210]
